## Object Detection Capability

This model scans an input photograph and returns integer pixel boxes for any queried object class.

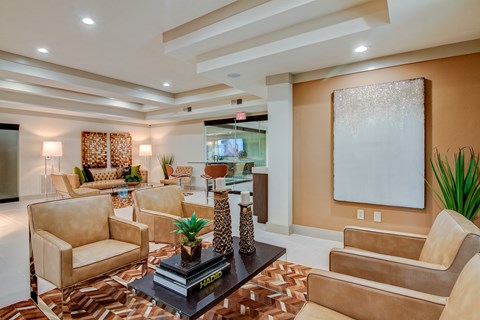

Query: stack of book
[154,249,230,296]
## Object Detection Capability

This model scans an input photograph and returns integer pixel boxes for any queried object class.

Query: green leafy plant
[172,213,210,246]
[157,153,174,179]
[125,174,142,182]
[428,147,480,221]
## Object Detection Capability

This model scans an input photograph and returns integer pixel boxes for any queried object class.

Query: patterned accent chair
[28,195,149,318]
[296,254,480,320]
[171,165,193,191]
[329,209,480,296]
[132,186,214,243]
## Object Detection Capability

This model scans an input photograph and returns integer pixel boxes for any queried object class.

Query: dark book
[159,249,224,277]
[157,259,226,285]
[154,262,230,296]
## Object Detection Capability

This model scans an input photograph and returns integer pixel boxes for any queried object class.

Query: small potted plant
[172,213,210,261]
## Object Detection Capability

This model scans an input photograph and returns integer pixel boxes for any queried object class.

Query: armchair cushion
[72,239,141,284]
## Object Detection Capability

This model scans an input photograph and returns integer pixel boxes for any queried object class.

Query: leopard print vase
[239,203,256,255]
[213,190,233,256]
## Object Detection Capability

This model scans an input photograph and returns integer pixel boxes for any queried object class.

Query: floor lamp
[139,144,152,182]
[42,141,63,198]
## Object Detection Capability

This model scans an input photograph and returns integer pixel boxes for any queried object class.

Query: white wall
[0,110,150,198]
[150,121,206,189]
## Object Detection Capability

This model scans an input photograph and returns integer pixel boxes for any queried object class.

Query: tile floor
[0,191,342,309]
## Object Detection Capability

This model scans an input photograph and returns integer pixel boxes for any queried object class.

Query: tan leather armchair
[330,209,480,296]
[51,173,100,198]
[296,253,480,320]
[28,195,149,319]
[132,185,214,243]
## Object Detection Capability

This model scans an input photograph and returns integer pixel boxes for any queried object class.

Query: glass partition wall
[205,115,267,193]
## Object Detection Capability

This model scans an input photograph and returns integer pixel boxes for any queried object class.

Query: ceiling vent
[183,106,192,112]
[231,98,243,105]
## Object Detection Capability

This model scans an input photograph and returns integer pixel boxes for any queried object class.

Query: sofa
[72,168,149,190]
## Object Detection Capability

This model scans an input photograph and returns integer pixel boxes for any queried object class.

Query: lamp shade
[139,144,152,156]
[42,141,63,157]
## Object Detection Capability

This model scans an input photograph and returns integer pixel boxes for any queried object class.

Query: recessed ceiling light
[163,82,170,87]
[227,73,241,78]
[82,17,95,25]
[37,47,49,53]
[354,45,368,53]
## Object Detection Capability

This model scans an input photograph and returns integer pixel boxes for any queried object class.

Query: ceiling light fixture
[82,17,95,25]
[354,45,368,53]
[163,82,170,87]
[227,73,241,78]
[37,47,49,53]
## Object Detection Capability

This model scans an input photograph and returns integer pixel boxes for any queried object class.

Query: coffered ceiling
[0,0,479,124]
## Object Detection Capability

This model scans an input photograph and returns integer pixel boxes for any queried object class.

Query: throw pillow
[116,167,124,179]
[83,167,95,182]
[73,166,86,185]
[131,164,141,177]
[121,166,131,178]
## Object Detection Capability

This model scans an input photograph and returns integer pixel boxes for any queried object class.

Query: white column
[266,73,293,235]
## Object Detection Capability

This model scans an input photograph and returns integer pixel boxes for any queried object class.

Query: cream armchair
[133,185,214,243]
[329,209,480,296]
[296,254,480,320]
[28,195,149,319]
[51,173,100,198]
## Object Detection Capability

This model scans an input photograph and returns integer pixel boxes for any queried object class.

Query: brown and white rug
[1,244,310,319]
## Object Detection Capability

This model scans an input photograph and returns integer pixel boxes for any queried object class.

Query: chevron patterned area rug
[0,243,310,319]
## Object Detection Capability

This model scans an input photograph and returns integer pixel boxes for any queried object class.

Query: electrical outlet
[374,211,382,222]
[357,209,365,220]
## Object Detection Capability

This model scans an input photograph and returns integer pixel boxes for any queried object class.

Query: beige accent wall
[293,53,480,235]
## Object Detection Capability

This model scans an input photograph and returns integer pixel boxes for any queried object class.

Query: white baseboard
[19,194,50,201]
[265,222,293,235]
[293,224,343,242]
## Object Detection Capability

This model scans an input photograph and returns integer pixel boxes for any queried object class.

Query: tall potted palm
[428,147,480,222]
[157,153,174,180]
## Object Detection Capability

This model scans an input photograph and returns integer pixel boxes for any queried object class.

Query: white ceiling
[0,0,479,124]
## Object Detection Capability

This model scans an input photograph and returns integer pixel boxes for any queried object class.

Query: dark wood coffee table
[128,237,286,319]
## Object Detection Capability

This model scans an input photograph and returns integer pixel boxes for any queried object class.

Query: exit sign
[236,112,246,120]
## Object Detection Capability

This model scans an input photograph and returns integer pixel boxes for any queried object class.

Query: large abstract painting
[333,78,425,209]
[81,131,107,168]
[110,133,132,168]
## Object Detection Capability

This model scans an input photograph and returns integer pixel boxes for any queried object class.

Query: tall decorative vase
[213,189,233,256]
[238,202,256,255]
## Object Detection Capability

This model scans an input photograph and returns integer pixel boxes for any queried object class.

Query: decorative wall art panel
[110,133,132,168]
[333,78,425,209]
[81,131,107,168]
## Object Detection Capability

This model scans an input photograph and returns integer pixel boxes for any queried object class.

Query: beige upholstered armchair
[28,195,149,318]
[329,209,480,296]
[51,173,100,198]
[132,185,214,243]
[296,254,480,320]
